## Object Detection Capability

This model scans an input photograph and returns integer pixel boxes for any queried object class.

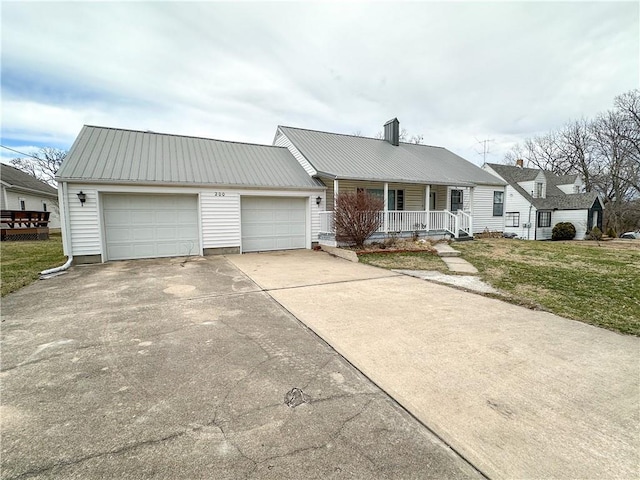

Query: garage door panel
[241,197,307,252]
[103,194,199,261]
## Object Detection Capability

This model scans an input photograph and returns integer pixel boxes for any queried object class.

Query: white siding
[504,187,537,240]
[552,210,589,240]
[3,189,60,228]
[67,185,101,255]
[472,185,506,233]
[274,130,317,176]
[201,191,241,248]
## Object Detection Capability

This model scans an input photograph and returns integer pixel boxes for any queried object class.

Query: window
[537,211,551,228]
[42,202,47,212]
[357,188,404,210]
[19,199,25,211]
[450,190,463,212]
[505,212,520,227]
[493,191,504,216]
[536,182,544,198]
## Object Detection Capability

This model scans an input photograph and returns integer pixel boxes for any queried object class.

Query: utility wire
[0,144,42,161]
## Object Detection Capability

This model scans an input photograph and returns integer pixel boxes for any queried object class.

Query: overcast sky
[1,1,638,167]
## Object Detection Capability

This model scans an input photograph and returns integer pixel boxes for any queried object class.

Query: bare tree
[334,191,384,248]
[11,147,66,186]
[374,129,424,144]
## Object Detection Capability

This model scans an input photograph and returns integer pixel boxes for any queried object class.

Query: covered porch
[317,178,475,243]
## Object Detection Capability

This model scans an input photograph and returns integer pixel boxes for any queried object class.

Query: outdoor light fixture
[316,196,322,206]
[77,191,87,206]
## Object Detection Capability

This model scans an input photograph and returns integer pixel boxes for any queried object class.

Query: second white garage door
[103,194,199,261]
[241,197,307,252]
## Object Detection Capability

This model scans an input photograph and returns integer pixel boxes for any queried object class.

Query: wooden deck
[1,210,50,241]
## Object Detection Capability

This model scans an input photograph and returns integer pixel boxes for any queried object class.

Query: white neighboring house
[274,118,507,244]
[483,162,604,240]
[56,126,324,264]
[1,163,60,229]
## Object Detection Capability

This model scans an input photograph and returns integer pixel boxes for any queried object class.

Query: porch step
[433,243,461,257]
[453,235,474,242]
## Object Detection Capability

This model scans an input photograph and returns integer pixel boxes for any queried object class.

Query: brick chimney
[384,118,400,146]
[516,159,524,168]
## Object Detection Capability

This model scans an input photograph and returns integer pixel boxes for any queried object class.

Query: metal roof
[1,163,58,196]
[57,126,323,189]
[278,126,506,186]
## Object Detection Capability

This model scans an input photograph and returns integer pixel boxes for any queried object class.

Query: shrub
[552,222,576,241]
[606,227,617,238]
[585,226,603,241]
[334,191,384,248]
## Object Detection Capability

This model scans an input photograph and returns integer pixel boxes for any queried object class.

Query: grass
[359,251,450,273]
[454,239,640,336]
[1,234,65,296]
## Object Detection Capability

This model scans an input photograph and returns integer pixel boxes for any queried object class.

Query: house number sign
[213,192,226,197]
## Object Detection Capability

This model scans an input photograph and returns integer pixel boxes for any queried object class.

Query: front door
[450,190,463,212]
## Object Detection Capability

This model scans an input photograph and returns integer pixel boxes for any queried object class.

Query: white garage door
[103,194,199,261]
[241,197,307,252]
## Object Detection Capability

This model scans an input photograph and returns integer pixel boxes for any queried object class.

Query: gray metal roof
[279,126,506,186]
[57,126,323,189]
[486,163,600,210]
[1,163,58,197]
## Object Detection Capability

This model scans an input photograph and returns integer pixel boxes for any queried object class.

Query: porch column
[468,186,474,234]
[424,184,430,231]
[383,182,389,232]
[333,179,339,210]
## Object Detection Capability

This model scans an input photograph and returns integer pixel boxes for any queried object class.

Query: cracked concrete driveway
[229,250,640,480]
[1,256,481,479]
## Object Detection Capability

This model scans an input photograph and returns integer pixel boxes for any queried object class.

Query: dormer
[519,170,546,198]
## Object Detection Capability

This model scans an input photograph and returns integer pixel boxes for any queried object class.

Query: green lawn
[1,234,65,296]
[454,239,640,335]
[357,239,639,336]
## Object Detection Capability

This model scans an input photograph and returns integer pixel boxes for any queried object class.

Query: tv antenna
[473,137,494,164]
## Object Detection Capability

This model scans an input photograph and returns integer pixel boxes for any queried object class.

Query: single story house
[274,118,507,244]
[57,121,508,263]
[56,126,324,263]
[483,162,604,240]
[1,163,60,229]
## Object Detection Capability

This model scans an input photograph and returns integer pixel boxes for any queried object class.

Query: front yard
[365,239,639,336]
[1,234,65,296]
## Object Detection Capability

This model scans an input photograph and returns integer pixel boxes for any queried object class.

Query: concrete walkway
[229,250,640,480]
[433,243,478,273]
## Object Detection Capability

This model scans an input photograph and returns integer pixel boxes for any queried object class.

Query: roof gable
[485,163,598,210]
[0,164,58,197]
[57,126,323,190]
[279,126,505,186]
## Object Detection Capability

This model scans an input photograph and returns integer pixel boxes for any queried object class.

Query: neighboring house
[274,118,507,245]
[484,162,604,240]
[1,163,60,229]
[56,126,324,263]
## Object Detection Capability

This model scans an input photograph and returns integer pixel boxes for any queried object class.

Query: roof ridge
[82,125,287,150]
[279,125,444,149]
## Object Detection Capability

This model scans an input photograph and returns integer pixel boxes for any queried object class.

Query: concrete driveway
[1,256,480,479]
[228,250,640,480]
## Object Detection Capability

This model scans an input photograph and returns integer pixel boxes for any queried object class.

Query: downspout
[527,204,533,240]
[40,181,73,278]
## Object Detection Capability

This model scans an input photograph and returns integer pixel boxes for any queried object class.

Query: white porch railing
[320,210,472,238]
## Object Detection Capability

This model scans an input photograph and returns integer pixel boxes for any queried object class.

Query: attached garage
[102,194,199,261]
[241,196,307,252]
[56,126,325,263]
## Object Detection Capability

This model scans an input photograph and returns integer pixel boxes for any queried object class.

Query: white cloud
[1,1,637,164]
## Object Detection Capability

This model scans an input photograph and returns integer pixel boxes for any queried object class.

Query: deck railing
[319,210,472,238]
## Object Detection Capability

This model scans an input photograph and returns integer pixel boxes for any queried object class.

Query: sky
[1,1,638,167]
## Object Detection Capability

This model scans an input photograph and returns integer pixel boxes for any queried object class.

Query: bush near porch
[454,239,640,336]
[1,233,65,296]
